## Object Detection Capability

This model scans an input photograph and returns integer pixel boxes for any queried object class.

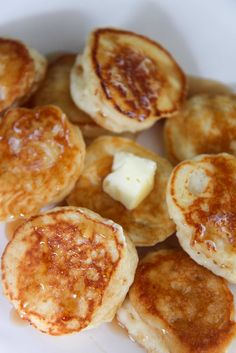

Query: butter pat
[103,152,157,210]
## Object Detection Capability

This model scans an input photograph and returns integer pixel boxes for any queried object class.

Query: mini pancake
[0,105,85,221]
[67,136,175,246]
[187,75,233,97]
[0,38,47,114]
[166,153,236,283]
[117,249,236,353]
[164,94,236,165]
[30,54,106,138]
[1,206,138,335]
[70,28,186,133]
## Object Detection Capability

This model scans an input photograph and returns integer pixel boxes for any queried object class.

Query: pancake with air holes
[0,38,47,114]
[164,94,236,165]
[70,28,187,133]
[29,54,107,138]
[166,153,236,283]
[0,105,85,221]
[1,206,138,335]
[117,249,236,353]
[67,136,175,246]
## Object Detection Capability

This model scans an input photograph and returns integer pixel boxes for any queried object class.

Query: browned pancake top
[3,208,124,335]
[0,105,85,220]
[92,28,186,121]
[0,38,35,112]
[67,136,175,246]
[130,249,236,352]
[165,95,236,164]
[1,106,70,170]
[171,154,236,253]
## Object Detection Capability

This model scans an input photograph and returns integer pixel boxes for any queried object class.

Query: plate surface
[0,0,236,352]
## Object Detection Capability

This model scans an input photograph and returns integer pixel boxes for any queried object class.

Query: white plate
[0,0,236,352]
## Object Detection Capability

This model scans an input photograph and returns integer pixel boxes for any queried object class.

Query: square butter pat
[102,152,157,210]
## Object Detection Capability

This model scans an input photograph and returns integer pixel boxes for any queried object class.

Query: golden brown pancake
[1,206,138,335]
[187,75,233,97]
[166,153,236,283]
[117,249,236,353]
[164,94,236,165]
[0,105,85,221]
[0,38,46,114]
[71,28,187,133]
[67,136,175,246]
[29,54,107,138]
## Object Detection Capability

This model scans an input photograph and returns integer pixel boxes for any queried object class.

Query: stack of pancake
[0,27,236,353]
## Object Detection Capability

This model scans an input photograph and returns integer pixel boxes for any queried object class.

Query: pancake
[164,94,236,165]
[0,105,85,221]
[1,206,138,335]
[70,28,187,133]
[29,54,107,138]
[187,75,233,97]
[67,136,175,246]
[117,249,236,353]
[166,153,236,283]
[0,38,47,114]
